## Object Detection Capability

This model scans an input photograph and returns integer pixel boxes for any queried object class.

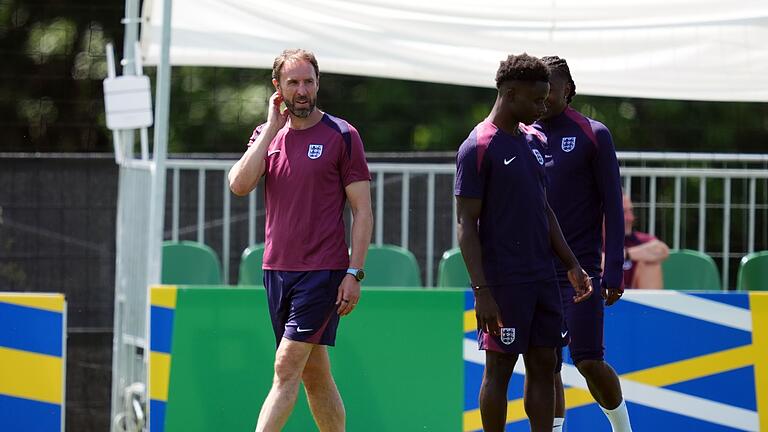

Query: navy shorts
[556,275,605,369]
[477,279,566,354]
[263,270,346,347]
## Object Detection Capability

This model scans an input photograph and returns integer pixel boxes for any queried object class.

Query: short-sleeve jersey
[248,113,371,271]
[454,119,556,284]
[533,107,624,289]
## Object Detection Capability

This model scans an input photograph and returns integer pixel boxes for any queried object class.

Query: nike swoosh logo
[297,327,314,333]
[504,157,516,165]
[267,149,281,156]
[561,331,568,338]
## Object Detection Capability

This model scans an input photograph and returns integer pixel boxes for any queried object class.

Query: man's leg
[553,372,565,430]
[302,344,345,432]
[255,338,314,432]
[480,351,518,432]
[522,346,557,432]
[633,261,664,289]
[576,359,632,431]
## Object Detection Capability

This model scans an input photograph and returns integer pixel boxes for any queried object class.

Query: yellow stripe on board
[151,285,177,309]
[0,346,62,404]
[749,293,768,432]
[464,310,476,333]
[622,344,754,386]
[150,351,171,402]
[463,344,756,431]
[0,293,65,313]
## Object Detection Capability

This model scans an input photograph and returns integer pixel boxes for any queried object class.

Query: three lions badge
[308,144,323,159]
[561,137,576,152]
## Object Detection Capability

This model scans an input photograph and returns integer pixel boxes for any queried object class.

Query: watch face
[356,269,365,282]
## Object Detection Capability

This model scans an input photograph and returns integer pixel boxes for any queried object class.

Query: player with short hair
[229,48,373,432]
[532,55,632,432]
[455,53,593,432]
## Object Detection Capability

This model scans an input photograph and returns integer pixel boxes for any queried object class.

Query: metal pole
[118,0,141,160]
[376,171,384,246]
[426,173,435,287]
[197,169,205,243]
[249,189,256,248]
[401,172,410,249]
[105,43,122,165]
[698,177,706,252]
[722,178,731,289]
[451,173,457,248]
[223,173,231,284]
[673,176,681,249]
[172,168,179,242]
[648,176,657,236]
[748,177,756,254]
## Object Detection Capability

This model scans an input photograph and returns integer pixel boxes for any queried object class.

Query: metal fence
[162,153,768,290]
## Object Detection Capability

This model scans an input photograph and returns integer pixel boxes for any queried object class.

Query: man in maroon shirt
[623,194,669,289]
[229,49,373,432]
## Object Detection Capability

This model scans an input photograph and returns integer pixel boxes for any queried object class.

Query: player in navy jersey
[455,53,593,432]
[532,56,632,432]
[229,49,373,432]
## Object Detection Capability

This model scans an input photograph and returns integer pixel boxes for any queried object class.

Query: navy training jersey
[533,107,624,289]
[455,119,556,284]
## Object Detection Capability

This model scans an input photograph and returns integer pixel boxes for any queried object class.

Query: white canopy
[141,0,768,102]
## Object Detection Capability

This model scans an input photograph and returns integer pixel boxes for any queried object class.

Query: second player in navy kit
[533,56,633,432]
[455,53,593,432]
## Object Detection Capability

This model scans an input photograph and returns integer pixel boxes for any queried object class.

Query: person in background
[623,194,670,289]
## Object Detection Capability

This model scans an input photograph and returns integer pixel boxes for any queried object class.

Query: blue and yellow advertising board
[464,291,768,431]
[0,293,66,432]
[149,287,767,431]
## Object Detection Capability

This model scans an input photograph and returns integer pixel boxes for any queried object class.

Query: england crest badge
[561,137,576,152]
[500,327,516,345]
[307,144,323,159]
[532,149,544,165]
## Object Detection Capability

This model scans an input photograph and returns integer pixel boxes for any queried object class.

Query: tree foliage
[1,0,767,154]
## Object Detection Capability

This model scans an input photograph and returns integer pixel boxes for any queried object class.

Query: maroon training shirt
[248,113,370,271]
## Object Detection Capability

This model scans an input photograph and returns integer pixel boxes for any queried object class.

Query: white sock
[553,417,565,432]
[601,399,633,432]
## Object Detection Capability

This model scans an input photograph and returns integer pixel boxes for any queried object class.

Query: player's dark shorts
[263,270,345,347]
[556,274,605,371]
[477,279,566,354]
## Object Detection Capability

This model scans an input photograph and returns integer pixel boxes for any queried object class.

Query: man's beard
[285,97,316,118]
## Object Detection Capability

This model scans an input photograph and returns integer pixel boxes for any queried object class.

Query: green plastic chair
[737,251,768,291]
[437,247,470,288]
[661,249,721,291]
[161,241,222,285]
[238,244,266,286]
[364,244,422,288]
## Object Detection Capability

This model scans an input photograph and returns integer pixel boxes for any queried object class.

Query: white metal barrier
[163,154,768,290]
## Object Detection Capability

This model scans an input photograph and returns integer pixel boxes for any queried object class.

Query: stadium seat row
[160,241,768,291]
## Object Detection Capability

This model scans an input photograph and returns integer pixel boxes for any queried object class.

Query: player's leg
[569,276,632,431]
[525,279,566,432]
[480,350,518,432]
[477,283,535,431]
[522,346,557,432]
[290,269,345,430]
[256,338,314,432]
[576,360,631,431]
[303,344,345,432]
[553,372,565,431]
[553,277,573,429]
[576,359,621,409]
[524,278,569,430]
